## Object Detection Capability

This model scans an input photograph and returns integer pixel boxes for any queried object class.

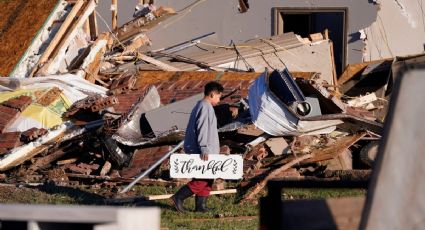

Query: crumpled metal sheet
[112,86,161,146]
[248,70,342,136]
[248,71,299,136]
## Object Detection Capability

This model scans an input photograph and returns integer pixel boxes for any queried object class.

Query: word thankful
[170,154,243,180]
[180,159,233,174]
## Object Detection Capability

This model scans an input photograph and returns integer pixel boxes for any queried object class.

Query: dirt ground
[0,0,58,77]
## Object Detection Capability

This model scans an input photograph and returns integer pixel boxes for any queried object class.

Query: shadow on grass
[33,183,158,207]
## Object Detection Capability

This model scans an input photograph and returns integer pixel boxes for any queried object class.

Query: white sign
[170,154,243,180]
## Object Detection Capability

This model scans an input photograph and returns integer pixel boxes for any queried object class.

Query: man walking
[171,81,224,212]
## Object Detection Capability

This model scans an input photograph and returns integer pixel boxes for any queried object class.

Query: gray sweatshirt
[184,100,220,155]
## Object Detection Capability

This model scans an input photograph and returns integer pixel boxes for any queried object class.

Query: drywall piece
[364,0,425,61]
[265,137,290,156]
[144,93,203,137]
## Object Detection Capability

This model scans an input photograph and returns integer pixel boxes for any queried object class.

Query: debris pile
[0,0,422,201]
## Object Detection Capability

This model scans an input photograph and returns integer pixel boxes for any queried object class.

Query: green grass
[0,184,366,229]
[135,186,366,230]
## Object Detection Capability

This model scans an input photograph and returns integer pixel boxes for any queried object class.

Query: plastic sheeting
[0,88,71,132]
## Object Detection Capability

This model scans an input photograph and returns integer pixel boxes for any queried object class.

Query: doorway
[274,8,347,76]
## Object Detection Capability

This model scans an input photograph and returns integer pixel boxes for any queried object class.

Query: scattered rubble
[0,0,421,202]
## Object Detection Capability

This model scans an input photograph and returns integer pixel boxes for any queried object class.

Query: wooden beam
[30,0,85,77]
[137,53,181,71]
[241,154,313,202]
[147,189,237,201]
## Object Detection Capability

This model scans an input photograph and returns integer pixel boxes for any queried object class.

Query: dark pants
[187,179,214,197]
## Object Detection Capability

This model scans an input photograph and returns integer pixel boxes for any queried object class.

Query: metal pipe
[120,140,184,193]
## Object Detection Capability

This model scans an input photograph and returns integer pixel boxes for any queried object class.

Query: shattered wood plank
[329,40,339,92]
[137,53,180,71]
[100,161,112,176]
[81,34,109,83]
[302,133,366,164]
[57,158,78,165]
[147,189,237,201]
[337,59,392,86]
[115,13,175,43]
[30,0,85,77]
[322,149,353,170]
[122,34,151,53]
[27,148,68,172]
[241,154,312,202]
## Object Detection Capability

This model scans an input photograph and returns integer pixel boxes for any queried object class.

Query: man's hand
[200,153,209,161]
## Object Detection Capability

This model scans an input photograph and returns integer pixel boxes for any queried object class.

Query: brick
[0,105,19,116]
[0,141,20,149]
[0,107,20,133]
[21,128,40,142]
[66,164,92,175]
[125,145,172,173]
[2,95,32,112]
[36,87,62,106]
[0,132,21,141]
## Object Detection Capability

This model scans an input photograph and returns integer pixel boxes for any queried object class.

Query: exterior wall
[364,0,425,61]
[97,0,379,65]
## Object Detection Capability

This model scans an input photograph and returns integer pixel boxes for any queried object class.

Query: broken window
[273,8,346,75]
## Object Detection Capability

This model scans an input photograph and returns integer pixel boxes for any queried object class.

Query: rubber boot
[195,196,212,212]
[171,185,194,212]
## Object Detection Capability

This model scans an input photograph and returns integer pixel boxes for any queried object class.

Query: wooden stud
[147,189,237,201]
[241,154,313,202]
[36,0,97,76]
[112,0,118,31]
[30,0,85,77]
[89,11,98,40]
